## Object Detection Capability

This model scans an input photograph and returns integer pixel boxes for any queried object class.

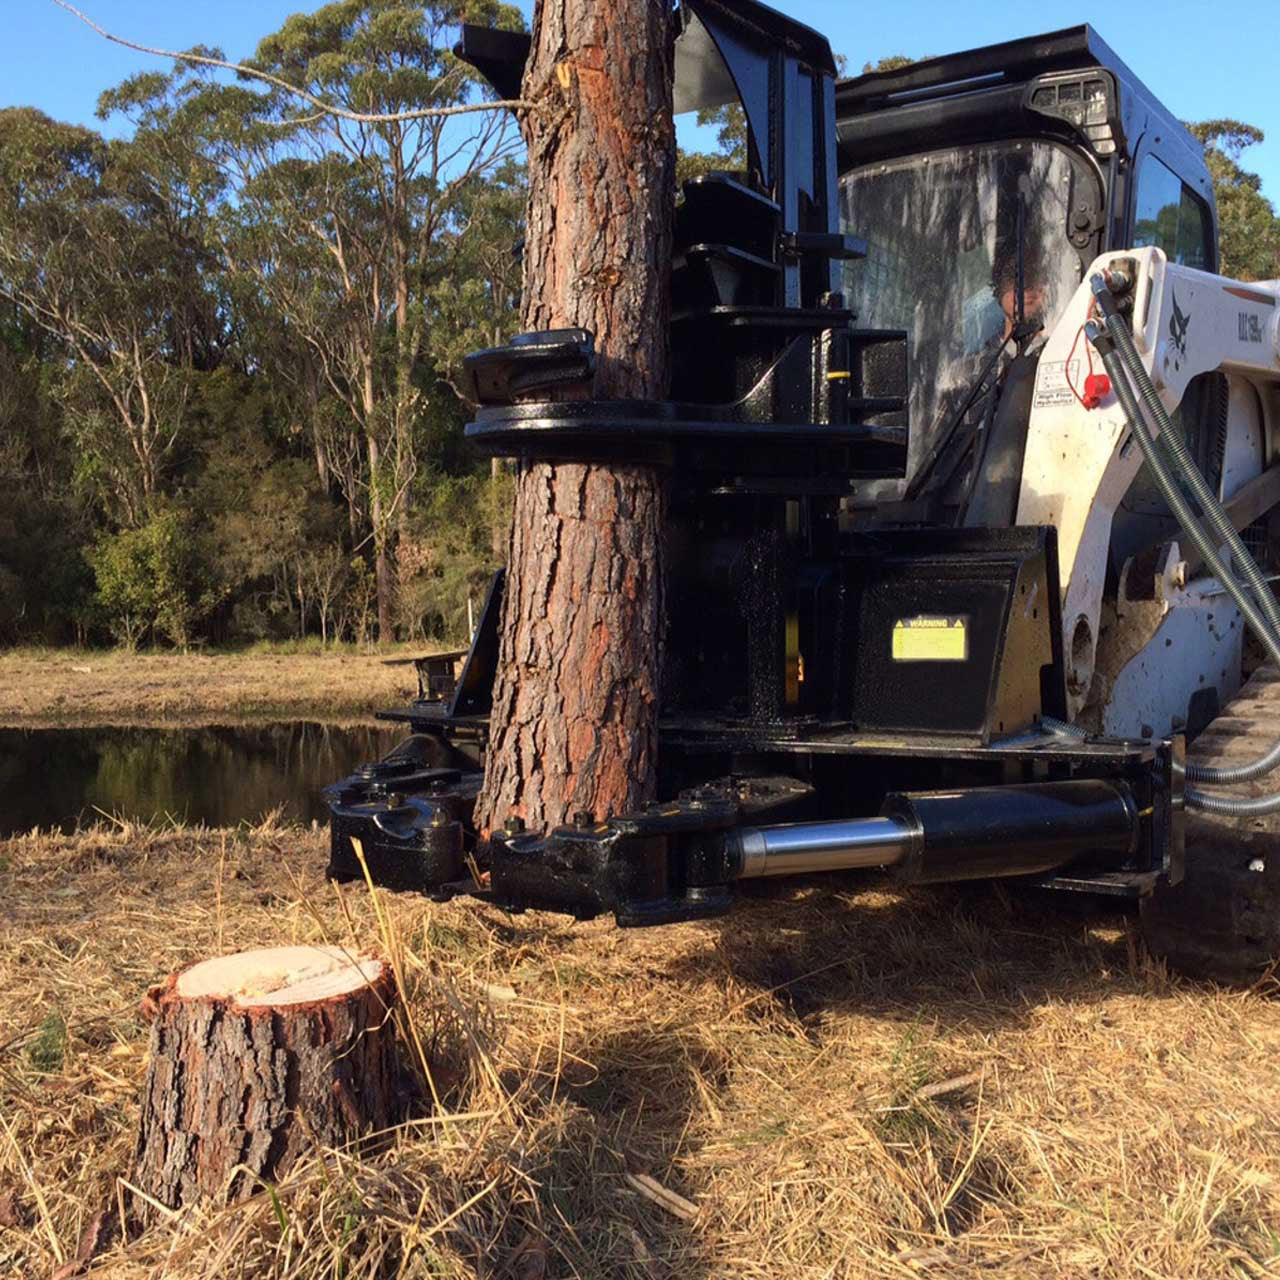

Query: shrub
[89,510,212,649]
[397,472,509,643]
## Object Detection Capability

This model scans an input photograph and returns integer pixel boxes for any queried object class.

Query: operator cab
[834,28,1218,507]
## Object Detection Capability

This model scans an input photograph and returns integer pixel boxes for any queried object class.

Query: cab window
[1133,155,1210,269]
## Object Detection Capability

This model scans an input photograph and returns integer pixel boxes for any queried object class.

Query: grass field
[2,821,1279,1279]
[0,647,431,727]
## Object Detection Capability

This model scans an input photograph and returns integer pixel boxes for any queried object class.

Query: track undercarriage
[1143,666,1280,978]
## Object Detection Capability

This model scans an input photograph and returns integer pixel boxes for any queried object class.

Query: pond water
[0,722,405,836]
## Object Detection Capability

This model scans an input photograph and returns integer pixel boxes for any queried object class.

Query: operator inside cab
[840,139,1092,495]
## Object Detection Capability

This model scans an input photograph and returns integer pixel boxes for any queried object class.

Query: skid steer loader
[326,0,1280,978]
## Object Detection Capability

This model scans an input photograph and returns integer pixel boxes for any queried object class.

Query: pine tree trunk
[133,946,399,1219]
[473,0,675,836]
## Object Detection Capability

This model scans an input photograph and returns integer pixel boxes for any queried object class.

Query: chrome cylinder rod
[732,815,914,879]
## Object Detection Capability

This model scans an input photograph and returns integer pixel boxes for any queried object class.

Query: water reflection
[0,723,404,835]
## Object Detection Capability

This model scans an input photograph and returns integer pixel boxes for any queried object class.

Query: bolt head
[1249,858,1266,874]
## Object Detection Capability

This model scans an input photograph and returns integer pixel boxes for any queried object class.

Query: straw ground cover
[0,649,427,727]
[2,821,1279,1278]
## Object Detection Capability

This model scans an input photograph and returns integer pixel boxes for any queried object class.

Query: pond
[0,722,405,836]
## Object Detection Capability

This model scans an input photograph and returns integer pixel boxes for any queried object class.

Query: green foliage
[0,309,96,643]
[875,1018,943,1144]
[677,101,747,185]
[89,511,213,649]
[427,159,527,396]
[862,54,918,73]
[1188,119,1280,281]
[397,471,509,642]
[0,106,225,524]
[27,1013,67,1073]
[0,5,528,649]
[0,490,95,644]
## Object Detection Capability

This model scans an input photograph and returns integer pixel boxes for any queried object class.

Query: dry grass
[2,822,1280,1279]
[0,648,428,727]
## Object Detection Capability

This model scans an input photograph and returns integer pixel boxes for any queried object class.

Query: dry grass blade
[915,1069,986,1101]
[623,1171,699,1221]
[0,1109,65,1263]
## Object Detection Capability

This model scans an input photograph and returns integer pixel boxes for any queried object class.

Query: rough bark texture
[133,947,399,1219]
[473,0,675,836]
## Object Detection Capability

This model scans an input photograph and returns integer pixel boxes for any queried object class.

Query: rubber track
[1141,666,1280,978]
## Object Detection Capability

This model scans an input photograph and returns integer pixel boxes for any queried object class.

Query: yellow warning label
[891,615,968,662]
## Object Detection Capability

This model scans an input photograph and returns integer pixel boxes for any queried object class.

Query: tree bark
[473,0,675,836]
[133,945,399,1219]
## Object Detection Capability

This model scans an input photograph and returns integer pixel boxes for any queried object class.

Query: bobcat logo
[1169,288,1191,368]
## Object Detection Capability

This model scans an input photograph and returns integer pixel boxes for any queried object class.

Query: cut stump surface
[134,945,399,1218]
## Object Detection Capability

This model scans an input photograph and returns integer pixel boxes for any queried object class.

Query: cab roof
[835,24,1208,192]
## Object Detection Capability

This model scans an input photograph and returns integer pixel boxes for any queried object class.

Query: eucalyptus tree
[1188,120,1280,282]
[426,156,525,403]
[0,107,221,524]
[214,0,524,639]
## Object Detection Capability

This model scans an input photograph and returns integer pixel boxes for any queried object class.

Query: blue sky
[4,0,1278,205]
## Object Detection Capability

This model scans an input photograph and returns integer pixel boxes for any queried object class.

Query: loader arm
[1016,246,1280,725]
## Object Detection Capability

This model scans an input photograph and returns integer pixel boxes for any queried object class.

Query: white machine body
[1016,246,1280,733]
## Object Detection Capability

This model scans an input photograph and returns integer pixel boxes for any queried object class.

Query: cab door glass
[1133,155,1209,269]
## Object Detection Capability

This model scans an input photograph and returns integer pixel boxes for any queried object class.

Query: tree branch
[49,0,534,123]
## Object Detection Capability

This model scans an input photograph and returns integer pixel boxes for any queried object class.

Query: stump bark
[133,945,399,1217]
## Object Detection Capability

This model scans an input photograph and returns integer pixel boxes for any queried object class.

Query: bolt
[573,809,594,828]
[430,806,450,827]
[1249,858,1266,874]
[388,792,404,808]
[502,816,525,836]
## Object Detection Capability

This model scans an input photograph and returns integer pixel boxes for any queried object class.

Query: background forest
[1,5,1278,650]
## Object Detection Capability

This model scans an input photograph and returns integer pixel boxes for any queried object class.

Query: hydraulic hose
[1086,320,1280,813]
[1085,326,1280,666]
[1180,785,1280,816]
[1091,276,1280,643]
[1040,715,1087,739]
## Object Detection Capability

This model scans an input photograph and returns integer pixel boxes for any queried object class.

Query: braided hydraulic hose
[1086,321,1280,813]
[1040,715,1087,739]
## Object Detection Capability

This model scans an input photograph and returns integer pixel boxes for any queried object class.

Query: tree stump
[133,945,399,1217]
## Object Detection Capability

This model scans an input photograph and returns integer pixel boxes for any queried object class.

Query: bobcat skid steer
[327,1,1280,978]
